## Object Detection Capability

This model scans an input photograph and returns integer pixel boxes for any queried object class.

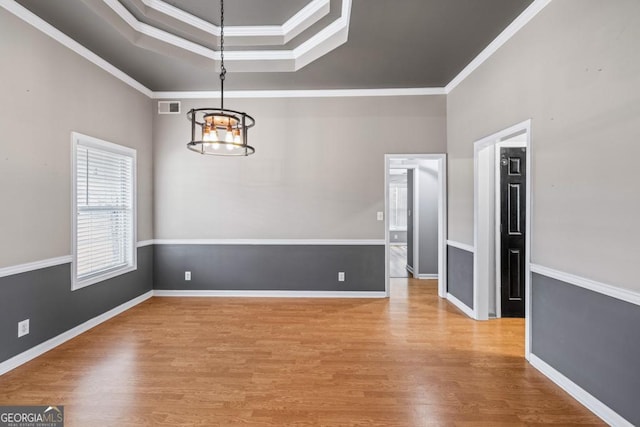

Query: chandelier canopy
[187,0,255,156]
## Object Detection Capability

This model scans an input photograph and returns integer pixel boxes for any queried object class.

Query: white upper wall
[0,9,154,268]
[153,96,446,239]
[446,0,640,291]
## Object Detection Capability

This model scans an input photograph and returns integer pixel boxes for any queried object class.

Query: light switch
[377,211,384,221]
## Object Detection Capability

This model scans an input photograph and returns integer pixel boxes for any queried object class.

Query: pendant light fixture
[187,0,255,156]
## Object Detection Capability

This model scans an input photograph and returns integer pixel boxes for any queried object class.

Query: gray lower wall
[531,273,640,425]
[447,245,474,309]
[154,245,384,292]
[0,246,153,364]
[389,230,407,244]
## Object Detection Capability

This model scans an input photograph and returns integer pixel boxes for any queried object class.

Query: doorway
[384,154,447,299]
[473,120,531,352]
[388,169,409,278]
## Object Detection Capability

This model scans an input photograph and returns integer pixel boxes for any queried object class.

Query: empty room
[1,0,638,425]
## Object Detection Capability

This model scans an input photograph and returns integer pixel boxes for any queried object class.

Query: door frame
[473,119,532,358]
[494,139,527,318]
[384,154,447,299]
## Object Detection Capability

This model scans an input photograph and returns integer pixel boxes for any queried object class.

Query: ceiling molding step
[445,0,553,94]
[152,87,446,100]
[77,0,350,72]
[131,0,330,45]
[1,0,551,99]
[293,0,350,70]
[0,0,153,97]
[282,0,331,43]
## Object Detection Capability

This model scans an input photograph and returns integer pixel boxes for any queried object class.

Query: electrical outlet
[18,319,29,338]
[377,211,384,221]
[338,272,345,282]
[185,271,191,281]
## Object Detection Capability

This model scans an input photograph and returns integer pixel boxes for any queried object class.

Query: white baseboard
[153,290,386,298]
[446,292,475,318]
[417,274,438,280]
[529,354,633,427]
[0,291,153,376]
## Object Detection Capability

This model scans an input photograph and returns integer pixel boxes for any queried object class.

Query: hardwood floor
[390,245,408,278]
[0,279,602,426]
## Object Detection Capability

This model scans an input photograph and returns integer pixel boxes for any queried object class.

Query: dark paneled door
[500,147,526,317]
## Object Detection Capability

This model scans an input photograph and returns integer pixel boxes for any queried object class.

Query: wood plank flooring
[0,279,602,426]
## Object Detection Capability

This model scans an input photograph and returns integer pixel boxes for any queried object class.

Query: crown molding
[0,0,153,97]
[131,0,330,45]
[1,0,553,99]
[80,0,349,72]
[152,87,446,99]
[445,0,552,93]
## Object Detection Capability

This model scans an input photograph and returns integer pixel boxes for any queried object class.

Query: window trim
[71,132,137,291]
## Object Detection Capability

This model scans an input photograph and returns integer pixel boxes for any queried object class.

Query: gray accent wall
[0,9,154,269]
[532,273,640,425]
[417,160,439,276]
[447,246,473,310]
[154,244,384,292]
[0,247,153,364]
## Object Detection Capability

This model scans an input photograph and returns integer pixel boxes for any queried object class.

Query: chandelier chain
[219,0,226,108]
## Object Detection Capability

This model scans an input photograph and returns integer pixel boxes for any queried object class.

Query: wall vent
[158,101,181,114]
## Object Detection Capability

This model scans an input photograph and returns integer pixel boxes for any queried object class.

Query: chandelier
[187,0,255,156]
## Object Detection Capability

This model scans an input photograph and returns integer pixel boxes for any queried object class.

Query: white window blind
[73,134,136,289]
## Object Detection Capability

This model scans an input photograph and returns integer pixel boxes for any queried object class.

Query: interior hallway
[0,280,602,426]
[390,244,409,278]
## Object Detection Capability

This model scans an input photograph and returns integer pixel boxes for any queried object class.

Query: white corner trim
[0,256,73,279]
[152,239,384,245]
[417,274,438,280]
[446,240,475,253]
[445,0,552,93]
[446,293,475,319]
[87,0,348,71]
[406,265,414,274]
[0,0,153,98]
[153,290,386,298]
[530,264,640,307]
[529,354,633,427]
[136,240,155,248]
[136,0,330,43]
[0,291,153,376]
[282,0,330,42]
[152,87,446,99]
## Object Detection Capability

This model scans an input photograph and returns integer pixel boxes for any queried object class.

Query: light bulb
[233,129,241,144]
[225,129,234,143]
[202,124,212,142]
[212,142,220,150]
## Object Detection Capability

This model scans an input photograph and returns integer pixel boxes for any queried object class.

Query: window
[389,182,408,230]
[72,133,136,290]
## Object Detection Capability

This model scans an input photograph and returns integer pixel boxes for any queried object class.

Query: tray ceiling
[12,0,535,91]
